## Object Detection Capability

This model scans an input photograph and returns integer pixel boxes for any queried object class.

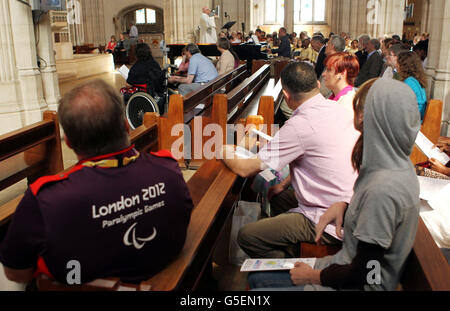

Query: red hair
[324,52,360,86]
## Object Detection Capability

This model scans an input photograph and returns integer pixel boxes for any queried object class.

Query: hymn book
[118,65,129,80]
[415,131,450,165]
[240,258,316,272]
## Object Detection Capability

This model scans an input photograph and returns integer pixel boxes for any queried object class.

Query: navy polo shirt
[0,146,193,284]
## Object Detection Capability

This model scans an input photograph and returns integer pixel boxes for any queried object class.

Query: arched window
[265,0,285,25]
[135,8,156,25]
[294,0,326,24]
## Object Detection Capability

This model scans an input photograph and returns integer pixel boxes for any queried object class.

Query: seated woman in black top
[125,43,164,111]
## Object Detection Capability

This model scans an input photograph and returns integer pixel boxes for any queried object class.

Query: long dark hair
[136,43,154,62]
[397,50,427,88]
[351,78,379,172]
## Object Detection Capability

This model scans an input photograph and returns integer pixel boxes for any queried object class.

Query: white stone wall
[81,0,106,47]
[425,0,450,136]
[102,0,164,43]
[330,0,404,39]
[0,0,60,135]
[213,0,251,35]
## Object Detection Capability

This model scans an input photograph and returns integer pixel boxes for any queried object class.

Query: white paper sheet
[251,128,273,142]
[415,131,450,165]
[417,176,450,202]
[241,258,316,272]
[118,65,129,80]
[420,184,450,249]
[235,146,256,159]
[428,184,450,213]
[259,169,277,182]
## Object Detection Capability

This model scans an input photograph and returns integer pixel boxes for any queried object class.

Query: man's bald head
[202,7,211,14]
[58,79,130,158]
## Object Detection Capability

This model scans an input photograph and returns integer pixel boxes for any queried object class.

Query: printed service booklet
[415,131,450,165]
[241,258,316,272]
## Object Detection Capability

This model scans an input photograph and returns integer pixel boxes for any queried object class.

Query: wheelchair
[121,66,178,130]
[121,84,163,130]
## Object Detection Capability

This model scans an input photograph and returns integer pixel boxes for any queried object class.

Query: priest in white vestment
[199,7,217,44]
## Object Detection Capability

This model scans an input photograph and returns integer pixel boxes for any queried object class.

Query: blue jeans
[248,271,304,291]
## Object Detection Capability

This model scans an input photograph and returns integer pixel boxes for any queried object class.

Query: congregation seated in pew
[221,62,360,258]
[396,51,428,123]
[168,43,218,96]
[247,77,423,291]
[322,52,360,113]
[216,38,240,75]
[0,80,193,285]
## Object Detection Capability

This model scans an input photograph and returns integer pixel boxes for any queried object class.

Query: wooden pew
[236,76,284,134]
[0,111,63,227]
[139,114,265,290]
[252,59,291,82]
[188,64,272,167]
[37,275,152,291]
[410,99,443,165]
[182,64,248,124]
[134,64,275,168]
[401,217,450,291]
[35,112,266,291]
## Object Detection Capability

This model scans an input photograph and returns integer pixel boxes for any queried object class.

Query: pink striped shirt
[258,94,359,239]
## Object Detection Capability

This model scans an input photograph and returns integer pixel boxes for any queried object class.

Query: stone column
[421,0,431,34]
[37,12,61,112]
[68,0,85,46]
[284,0,294,33]
[425,0,450,135]
[212,0,251,35]
[8,0,47,127]
[81,0,106,47]
[330,0,404,39]
[0,0,22,134]
[164,0,205,44]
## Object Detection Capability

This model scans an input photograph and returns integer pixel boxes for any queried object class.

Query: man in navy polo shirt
[168,43,218,96]
[0,79,193,285]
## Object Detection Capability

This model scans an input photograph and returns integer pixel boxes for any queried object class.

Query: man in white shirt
[249,29,263,45]
[129,22,138,45]
[199,7,217,44]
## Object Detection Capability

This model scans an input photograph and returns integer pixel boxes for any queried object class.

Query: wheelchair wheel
[126,92,160,130]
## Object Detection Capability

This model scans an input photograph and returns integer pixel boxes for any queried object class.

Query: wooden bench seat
[35,112,265,291]
[0,111,63,226]
[401,217,450,290]
[410,99,443,165]
[182,64,248,124]
[252,59,291,82]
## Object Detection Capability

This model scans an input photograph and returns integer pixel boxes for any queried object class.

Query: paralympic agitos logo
[123,222,157,249]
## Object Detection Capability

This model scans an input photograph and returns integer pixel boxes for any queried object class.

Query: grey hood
[360,78,421,173]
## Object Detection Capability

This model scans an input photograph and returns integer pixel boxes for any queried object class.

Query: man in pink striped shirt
[222,62,359,258]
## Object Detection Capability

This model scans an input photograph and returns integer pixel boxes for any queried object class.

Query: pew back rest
[410,99,443,165]
[182,64,248,123]
[35,111,266,291]
[401,217,450,291]
[226,64,271,123]
[252,59,290,82]
[37,274,152,291]
[0,111,63,225]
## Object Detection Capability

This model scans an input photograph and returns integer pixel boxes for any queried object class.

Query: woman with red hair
[322,52,360,113]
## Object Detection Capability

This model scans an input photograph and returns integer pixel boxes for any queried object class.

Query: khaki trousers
[237,189,341,258]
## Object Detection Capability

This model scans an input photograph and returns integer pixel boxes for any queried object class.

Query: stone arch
[114,3,164,35]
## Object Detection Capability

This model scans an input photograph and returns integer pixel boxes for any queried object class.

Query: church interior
[0,0,449,293]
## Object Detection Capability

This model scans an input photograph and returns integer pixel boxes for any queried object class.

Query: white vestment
[199,13,217,44]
